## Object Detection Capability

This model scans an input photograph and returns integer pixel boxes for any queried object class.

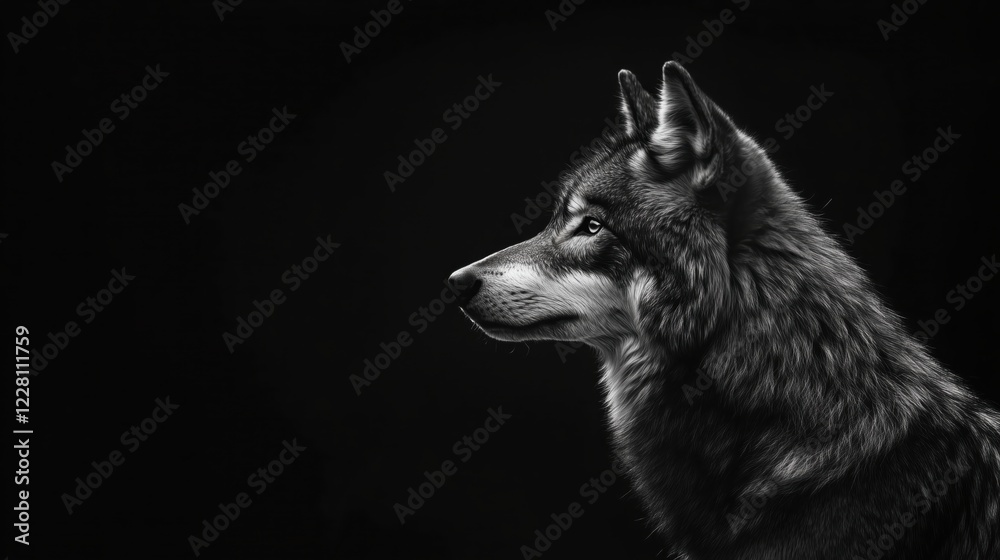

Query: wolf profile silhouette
[450,62,1000,559]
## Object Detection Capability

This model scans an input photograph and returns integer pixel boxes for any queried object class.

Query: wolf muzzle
[447,266,482,307]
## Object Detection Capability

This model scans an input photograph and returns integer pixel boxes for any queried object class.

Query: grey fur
[451,62,1000,559]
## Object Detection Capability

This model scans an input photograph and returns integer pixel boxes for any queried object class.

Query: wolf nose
[448,268,482,307]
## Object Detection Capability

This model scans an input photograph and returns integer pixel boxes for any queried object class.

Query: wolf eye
[576,217,603,236]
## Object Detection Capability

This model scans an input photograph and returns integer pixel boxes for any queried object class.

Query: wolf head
[450,62,783,356]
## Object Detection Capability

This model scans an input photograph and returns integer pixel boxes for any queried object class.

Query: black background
[4,0,999,558]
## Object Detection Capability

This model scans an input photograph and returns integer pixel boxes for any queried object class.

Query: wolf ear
[649,62,721,179]
[618,69,658,137]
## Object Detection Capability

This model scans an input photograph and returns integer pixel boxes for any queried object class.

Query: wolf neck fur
[593,178,975,510]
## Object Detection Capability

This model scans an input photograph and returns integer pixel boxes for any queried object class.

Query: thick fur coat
[450,62,1000,559]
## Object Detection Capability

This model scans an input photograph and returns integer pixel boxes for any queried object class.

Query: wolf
[448,62,1000,559]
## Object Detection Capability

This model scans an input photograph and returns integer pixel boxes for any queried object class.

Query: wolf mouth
[474,314,578,332]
